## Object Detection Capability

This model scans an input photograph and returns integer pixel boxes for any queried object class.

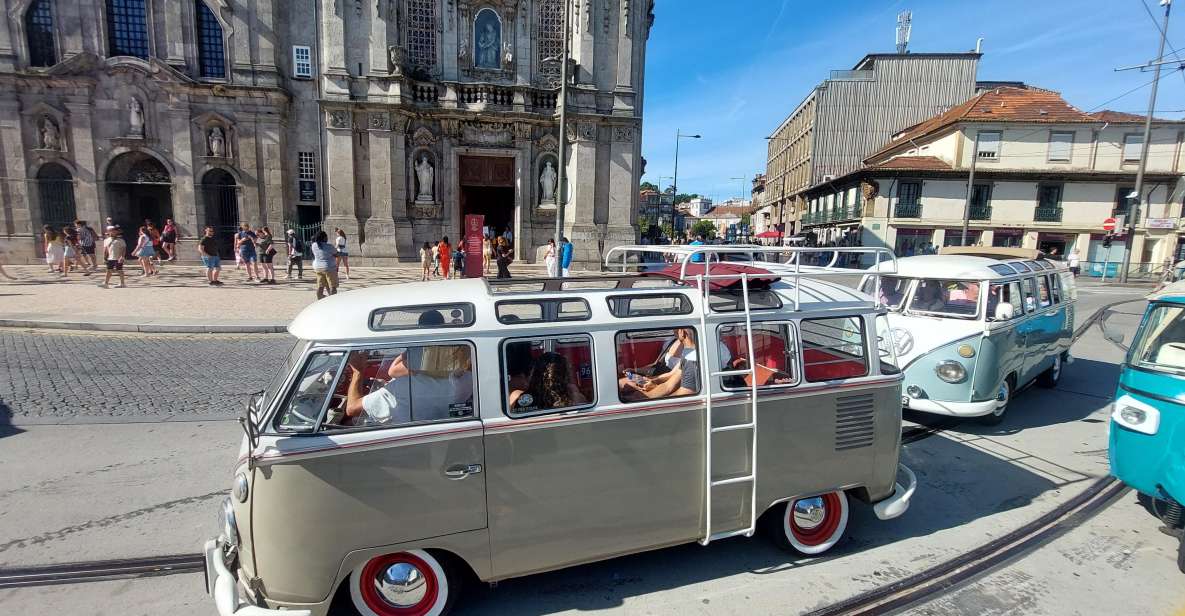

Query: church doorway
[104,152,173,234]
[458,155,515,240]
[200,169,239,258]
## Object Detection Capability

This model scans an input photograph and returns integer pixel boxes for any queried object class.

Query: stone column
[565,119,602,265]
[323,109,359,238]
[163,1,187,67]
[64,102,101,225]
[980,229,995,247]
[321,0,349,72]
[0,7,15,72]
[600,124,638,257]
[0,99,30,241]
[231,6,255,83]
[362,111,412,260]
[258,118,285,226]
[236,117,262,224]
[255,0,280,85]
[168,105,198,251]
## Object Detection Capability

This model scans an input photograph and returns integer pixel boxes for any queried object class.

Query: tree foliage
[674,193,699,205]
[690,219,717,239]
[639,181,659,192]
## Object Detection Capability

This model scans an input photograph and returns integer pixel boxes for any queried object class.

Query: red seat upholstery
[802,348,867,381]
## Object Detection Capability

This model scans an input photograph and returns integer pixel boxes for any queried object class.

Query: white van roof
[872,254,1067,281]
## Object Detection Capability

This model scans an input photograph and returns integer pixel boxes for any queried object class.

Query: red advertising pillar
[464,214,485,278]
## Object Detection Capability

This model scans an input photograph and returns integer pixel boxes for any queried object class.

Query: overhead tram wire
[1140,0,1185,88]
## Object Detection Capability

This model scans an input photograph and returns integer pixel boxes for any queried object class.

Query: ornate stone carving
[577,122,597,142]
[538,133,559,152]
[603,0,611,34]
[414,153,435,202]
[584,0,593,32]
[393,114,411,132]
[39,116,61,150]
[513,123,533,141]
[128,98,145,138]
[411,126,436,146]
[440,118,461,138]
[613,126,634,142]
[623,0,631,37]
[369,111,391,130]
[208,126,226,157]
[539,159,557,205]
[410,203,441,219]
[503,41,514,65]
[462,121,513,146]
[328,110,350,129]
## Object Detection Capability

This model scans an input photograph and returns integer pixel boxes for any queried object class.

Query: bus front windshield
[907,279,981,319]
[1130,303,1185,377]
[862,275,911,311]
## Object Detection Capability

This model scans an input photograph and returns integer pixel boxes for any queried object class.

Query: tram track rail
[0,296,1148,593]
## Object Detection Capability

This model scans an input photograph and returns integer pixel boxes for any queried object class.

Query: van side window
[332,344,475,429]
[502,335,595,416]
[1022,278,1039,313]
[615,327,702,402]
[274,351,346,432]
[717,323,799,389]
[801,317,869,381]
[1036,276,1052,308]
[987,281,1023,319]
[1048,274,1061,304]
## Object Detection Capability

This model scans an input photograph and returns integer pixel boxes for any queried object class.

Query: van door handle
[444,463,482,479]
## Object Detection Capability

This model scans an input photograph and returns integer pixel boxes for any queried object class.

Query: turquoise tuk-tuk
[1109,280,1185,573]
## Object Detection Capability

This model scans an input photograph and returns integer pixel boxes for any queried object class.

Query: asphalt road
[1,284,1182,616]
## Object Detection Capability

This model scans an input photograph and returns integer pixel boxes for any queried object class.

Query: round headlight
[957,344,976,358]
[1119,406,1147,426]
[935,360,967,383]
[233,472,249,503]
[890,327,914,356]
[906,385,924,399]
[221,498,240,548]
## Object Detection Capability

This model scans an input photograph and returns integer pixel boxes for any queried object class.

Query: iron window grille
[106,0,150,59]
[406,0,438,70]
[195,1,225,79]
[25,0,56,67]
[298,152,316,180]
[536,0,563,87]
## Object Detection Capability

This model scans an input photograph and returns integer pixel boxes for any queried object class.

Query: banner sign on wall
[464,214,485,278]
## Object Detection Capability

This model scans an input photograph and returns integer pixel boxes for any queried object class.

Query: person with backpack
[559,236,574,277]
[311,230,339,299]
[235,223,260,282]
[285,229,305,279]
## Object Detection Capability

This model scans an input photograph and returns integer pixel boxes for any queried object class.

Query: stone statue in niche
[474,9,501,69]
[414,154,435,203]
[539,160,557,205]
[128,98,145,137]
[40,117,60,150]
[208,126,226,157]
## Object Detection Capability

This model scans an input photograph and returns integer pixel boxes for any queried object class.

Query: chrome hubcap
[792,497,827,530]
[994,383,1009,415]
[375,562,427,608]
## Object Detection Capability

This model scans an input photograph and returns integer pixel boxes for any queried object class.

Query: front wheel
[768,491,849,555]
[348,549,457,616]
[1037,354,1062,388]
[978,377,1012,426]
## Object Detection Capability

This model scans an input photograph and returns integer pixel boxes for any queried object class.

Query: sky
[639,0,1185,203]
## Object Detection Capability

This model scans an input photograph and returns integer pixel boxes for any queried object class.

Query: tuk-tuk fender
[1109,370,1185,503]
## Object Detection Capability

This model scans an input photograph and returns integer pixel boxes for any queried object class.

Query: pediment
[45,52,103,77]
[23,101,68,121]
[192,111,235,127]
[102,56,195,84]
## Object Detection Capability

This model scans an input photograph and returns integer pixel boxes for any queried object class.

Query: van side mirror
[1103,330,1126,346]
[994,302,1015,321]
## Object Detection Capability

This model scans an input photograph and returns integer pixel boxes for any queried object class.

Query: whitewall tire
[349,549,452,616]
[774,491,850,555]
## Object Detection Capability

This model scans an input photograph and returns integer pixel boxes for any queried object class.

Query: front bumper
[204,538,311,616]
[903,396,998,417]
[872,464,917,521]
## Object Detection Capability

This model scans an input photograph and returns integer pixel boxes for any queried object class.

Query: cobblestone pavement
[0,330,293,423]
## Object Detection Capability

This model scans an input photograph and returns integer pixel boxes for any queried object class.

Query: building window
[536,0,563,86]
[25,0,56,67]
[895,181,922,218]
[1035,183,1063,222]
[1048,131,1074,162]
[106,0,150,59]
[292,45,312,78]
[970,184,992,219]
[976,131,1002,160]
[195,1,225,79]
[298,152,316,180]
[406,0,438,70]
[1123,134,1143,163]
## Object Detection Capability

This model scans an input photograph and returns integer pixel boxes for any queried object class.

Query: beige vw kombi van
[204,246,916,616]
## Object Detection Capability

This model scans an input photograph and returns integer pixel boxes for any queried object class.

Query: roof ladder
[698,270,760,546]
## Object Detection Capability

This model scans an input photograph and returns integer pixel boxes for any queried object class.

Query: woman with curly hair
[508,352,587,412]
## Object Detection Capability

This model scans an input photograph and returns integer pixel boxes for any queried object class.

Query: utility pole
[961,132,980,246]
[552,0,571,247]
[1120,0,1171,282]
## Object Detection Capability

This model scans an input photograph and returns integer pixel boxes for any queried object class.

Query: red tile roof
[1090,110,1156,123]
[870,156,952,170]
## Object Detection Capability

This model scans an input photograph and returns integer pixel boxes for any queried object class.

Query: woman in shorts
[334,228,351,280]
[133,225,158,277]
[256,226,278,284]
[161,218,178,261]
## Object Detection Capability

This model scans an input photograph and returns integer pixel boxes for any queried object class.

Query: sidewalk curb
[0,317,288,334]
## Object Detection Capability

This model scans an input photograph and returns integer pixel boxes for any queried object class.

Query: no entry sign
[1102,217,1117,232]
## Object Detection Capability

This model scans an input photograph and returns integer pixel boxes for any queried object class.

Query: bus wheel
[349,549,456,616]
[1037,354,1062,388]
[979,377,1012,426]
[771,491,849,555]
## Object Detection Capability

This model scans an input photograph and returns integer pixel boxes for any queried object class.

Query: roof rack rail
[485,274,682,294]
[604,244,898,311]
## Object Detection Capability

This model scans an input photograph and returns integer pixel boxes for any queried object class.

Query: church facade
[0,0,652,264]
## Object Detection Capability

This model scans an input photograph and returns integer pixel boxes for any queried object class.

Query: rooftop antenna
[896,10,912,54]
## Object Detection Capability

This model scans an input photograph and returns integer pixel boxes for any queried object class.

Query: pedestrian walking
[235,223,260,282]
[43,224,64,275]
[1068,248,1081,277]
[102,226,127,288]
[544,238,558,278]
[161,218,179,261]
[145,221,163,264]
[482,236,492,275]
[495,236,513,279]
[134,225,158,276]
[75,220,99,272]
[198,226,223,286]
[334,228,351,280]
[559,236,574,277]
[431,241,441,277]
[62,225,82,276]
[420,241,432,281]
[311,230,339,299]
[257,226,278,284]
[452,243,465,278]
[438,236,452,280]
[285,229,305,279]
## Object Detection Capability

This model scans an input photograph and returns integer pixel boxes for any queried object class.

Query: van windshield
[907,279,981,319]
[1130,303,1185,377]
[860,275,911,310]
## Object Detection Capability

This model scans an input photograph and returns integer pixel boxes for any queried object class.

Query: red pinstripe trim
[250,424,483,463]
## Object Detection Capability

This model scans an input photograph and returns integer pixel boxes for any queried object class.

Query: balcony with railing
[1033,207,1063,223]
[407,81,559,114]
[894,202,922,218]
[968,205,992,220]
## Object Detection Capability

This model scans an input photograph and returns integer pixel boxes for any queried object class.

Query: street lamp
[672,129,701,238]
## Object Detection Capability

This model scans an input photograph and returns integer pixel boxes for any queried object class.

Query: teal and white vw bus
[862,248,1075,424]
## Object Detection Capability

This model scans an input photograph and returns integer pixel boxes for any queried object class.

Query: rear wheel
[348,549,457,616]
[1037,354,1062,388]
[978,377,1013,426]
[768,491,849,555]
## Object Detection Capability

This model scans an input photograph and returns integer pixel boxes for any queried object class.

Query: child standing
[102,227,127,288]
[420,242,432,281]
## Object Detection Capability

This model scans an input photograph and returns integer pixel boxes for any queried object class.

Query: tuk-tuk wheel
[769,491,849,555]
[348,549,456,616]
[978,377,1013,426]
